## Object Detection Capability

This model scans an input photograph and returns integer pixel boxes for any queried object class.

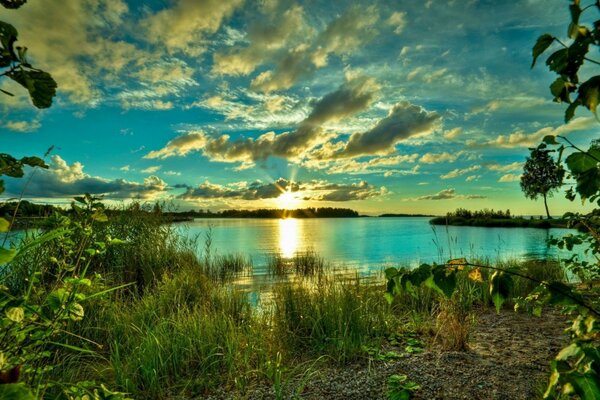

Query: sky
[1,0,598,215]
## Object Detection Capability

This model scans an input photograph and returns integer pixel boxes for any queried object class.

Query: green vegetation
[429,208,570,228]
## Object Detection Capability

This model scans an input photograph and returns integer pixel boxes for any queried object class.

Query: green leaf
[568,373,600,399]
[546,48,569,74]
[532,34,555,68]
[5,306,24,323]
[550,78,575,103]
[578,76,600,115]
[543,135,559,145]
[428,265,456,298]
[0,217,10,232]
[6,68,57,109]
[556,343,582,360]
[0,383,36,400]
[0,247,16,264]
[489,271,513,313]
[566,152,598,174]
[565,100,580,122]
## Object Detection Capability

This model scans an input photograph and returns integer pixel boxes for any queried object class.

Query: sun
[276,190,301,210]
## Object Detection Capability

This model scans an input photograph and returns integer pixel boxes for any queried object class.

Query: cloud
[333,102,441,158]
[419,151,462,164]
[120,165,130,172]
[465,175,480,182]
[440,165,481,179]
[417,188,486,200]
[4,156,168,199]
[146,74,379,164]
[498,173,521,182]
[386,11,407,35]
[145,132,208,159]
[482,117,595,148]
[325,154,419,174]
[4,120,41,132]
[212,4,309,76]
[141,166,161,173]
[178,178,386,202]
[140,0,243,55]
[443,127,462,140]
[212,5,380,92]
[487,161,523,172]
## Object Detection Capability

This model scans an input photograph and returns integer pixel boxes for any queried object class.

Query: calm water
[180,217,578,276]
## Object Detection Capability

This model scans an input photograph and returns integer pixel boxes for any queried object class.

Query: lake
[180,217,578,276]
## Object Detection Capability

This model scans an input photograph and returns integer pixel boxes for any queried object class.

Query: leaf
[467,267,483,283]
[568,373,600,399]
[447,258,467,271]
[429,265,456,298]
[556,343,582,360]
[0,1,28,9]
[20,156,47,169]
[0,247,16,264]
[6,68,57,109]
[550,78,575,103]
[5,306,24,323]
[543,135,559,145]
[385,267,398,280]
[0,217,9,232]
[578,76,600,115]
[565,100,580,122]
[546,48,569,74]
[532,34,555,68]
[566,152,598,174]
[489,271,514,313]
[0,384,36,400]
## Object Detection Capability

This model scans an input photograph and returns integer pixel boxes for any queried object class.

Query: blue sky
[1,0,598,215]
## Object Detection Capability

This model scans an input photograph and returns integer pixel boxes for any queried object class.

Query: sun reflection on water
[279,218,299,258]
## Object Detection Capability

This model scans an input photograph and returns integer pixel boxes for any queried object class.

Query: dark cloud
[179,178,299,200]
[4,156,167,199]
[337,102,440,158]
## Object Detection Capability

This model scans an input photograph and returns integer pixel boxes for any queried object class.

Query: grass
[8,209,571,399]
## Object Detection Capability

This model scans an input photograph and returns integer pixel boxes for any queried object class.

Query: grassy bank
[2,204,572,399]
[429,215,570,228]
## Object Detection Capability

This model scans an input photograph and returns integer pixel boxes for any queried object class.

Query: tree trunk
[543,192,551,219]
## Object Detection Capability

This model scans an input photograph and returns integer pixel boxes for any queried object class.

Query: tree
[520,143,565,218]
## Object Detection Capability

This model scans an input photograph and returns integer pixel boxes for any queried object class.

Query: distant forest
[0,201,361,220]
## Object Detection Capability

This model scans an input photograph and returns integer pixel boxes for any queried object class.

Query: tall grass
[272,275,396,363]
[16,207,568,399]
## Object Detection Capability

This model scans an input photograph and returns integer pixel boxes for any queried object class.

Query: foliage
[532,3,600,395]
[520,143,565,218]
[0,2,57,108]
[0,193,132,398]
[386,374,421,400]
[532,0,600,123]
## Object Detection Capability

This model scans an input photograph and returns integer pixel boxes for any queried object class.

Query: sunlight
[278,218,299,258]
[276,190,301,210]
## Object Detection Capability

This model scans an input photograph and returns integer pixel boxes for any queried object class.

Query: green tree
[520,144,565,218]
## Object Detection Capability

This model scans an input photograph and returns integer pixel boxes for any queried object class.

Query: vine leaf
[6,68,57,109]
[532,34,555,68]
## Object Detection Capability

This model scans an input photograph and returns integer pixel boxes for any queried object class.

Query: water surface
[181,217,577,275]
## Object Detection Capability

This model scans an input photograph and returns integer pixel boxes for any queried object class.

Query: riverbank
[206,307,568,399]
[429,216,571,229]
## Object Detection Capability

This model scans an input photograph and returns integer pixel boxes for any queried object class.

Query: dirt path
[207,308,569,399]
